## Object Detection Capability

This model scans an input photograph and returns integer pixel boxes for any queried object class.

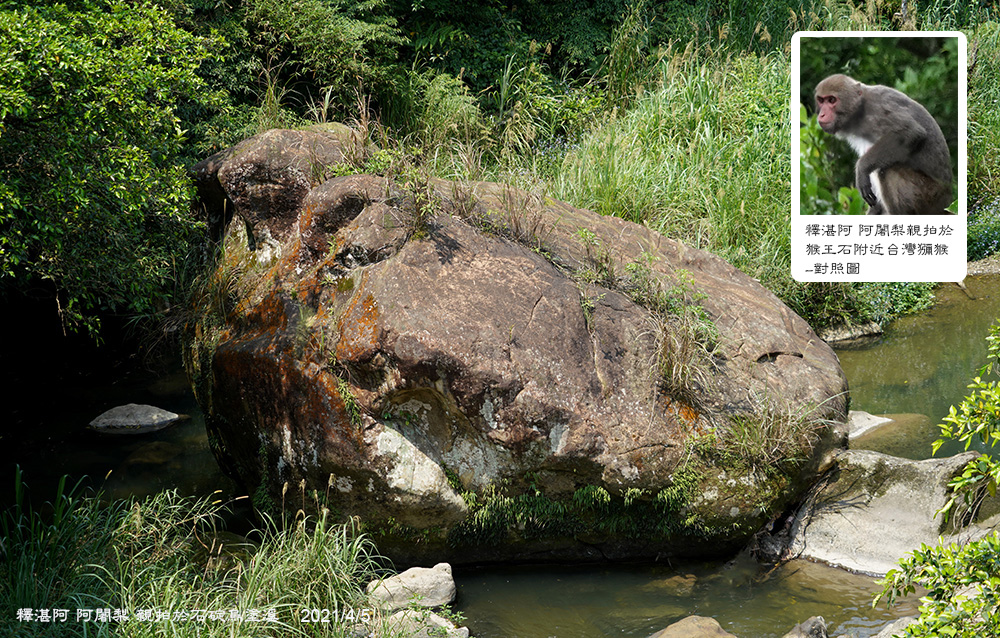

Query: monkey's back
[862,83,952,186]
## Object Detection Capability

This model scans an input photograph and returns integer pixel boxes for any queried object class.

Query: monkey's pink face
[816,95,838,132]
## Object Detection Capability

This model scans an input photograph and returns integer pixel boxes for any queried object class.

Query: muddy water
[455,558,918,638]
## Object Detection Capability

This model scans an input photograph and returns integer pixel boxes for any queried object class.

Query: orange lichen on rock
[336,288,381,363]
[664,398,710,439]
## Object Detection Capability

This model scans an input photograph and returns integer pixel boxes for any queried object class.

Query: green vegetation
[878,321,1000,637]
[445,478,711,549]
[2,0,998,337]
[718,395,832,469]
[440,398,829,551]
[0,469,414,638]
[0,1,216,335]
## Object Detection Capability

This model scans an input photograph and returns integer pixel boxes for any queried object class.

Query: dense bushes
[0,1,215,335]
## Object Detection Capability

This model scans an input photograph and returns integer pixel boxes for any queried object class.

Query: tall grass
[302,0,992,328]
[1,471,408,638]
[552,46,793,295]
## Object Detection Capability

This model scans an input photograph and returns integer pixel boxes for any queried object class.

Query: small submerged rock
[845,410,894,441]
[782,615,827,638]
[639,572,698,597]
[649,615,736,637]
[88,403,189,434]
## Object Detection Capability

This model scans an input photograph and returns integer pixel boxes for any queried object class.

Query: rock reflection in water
[455,558,918,638]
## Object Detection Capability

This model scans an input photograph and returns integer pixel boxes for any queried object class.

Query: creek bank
[184,124,848,563]
[770,448,987,576]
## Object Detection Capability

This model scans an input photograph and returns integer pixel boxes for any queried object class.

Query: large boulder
[185,126,849,563]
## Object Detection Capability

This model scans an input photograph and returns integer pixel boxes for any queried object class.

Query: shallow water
[453,278,1000,638]
[455,558,918,638]
[1,360,231,506]
[836,275,1000,459]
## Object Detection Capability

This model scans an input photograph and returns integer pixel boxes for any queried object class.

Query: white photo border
[790,31,968,283]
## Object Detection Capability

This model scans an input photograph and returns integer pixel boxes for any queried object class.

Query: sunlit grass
[551,47,795,304]
[0,470,408,638]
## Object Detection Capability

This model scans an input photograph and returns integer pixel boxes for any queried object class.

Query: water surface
[455,558,918,638]
[836,275,1000,458]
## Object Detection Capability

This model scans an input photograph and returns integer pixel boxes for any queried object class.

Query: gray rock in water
[872,617,917,638]
[649,616,737,638]
[787,449,981,575]
[846,410,894,441]
[367,563,456,612]
[89,403,188,434]
[782,616,827,638]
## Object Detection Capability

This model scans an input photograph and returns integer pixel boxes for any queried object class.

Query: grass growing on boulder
[0,470,410,638]
[717,393,835,469]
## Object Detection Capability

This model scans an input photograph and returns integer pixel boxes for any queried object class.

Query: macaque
[814,74,952,215]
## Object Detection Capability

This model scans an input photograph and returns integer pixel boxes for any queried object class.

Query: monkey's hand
[855,167,878,206]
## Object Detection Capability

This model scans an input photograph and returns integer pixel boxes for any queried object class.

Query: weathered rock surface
[649,615,736,638]
[366,563,456,611]
[191,123,363,246]
[88,403,188,434]
[786,449,979,575]
[870,616,916,638]
[818,322,882,343]
[782,616,827,638]
[185,126,849,563]
[387,610,469,638]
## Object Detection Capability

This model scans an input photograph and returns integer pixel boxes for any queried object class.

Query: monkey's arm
[855,121,929,205]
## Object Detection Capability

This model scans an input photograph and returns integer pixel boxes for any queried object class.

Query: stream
[4,275,999,638]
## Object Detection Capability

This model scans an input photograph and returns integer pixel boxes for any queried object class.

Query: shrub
[969,198,1000,261]
[0,1,216,335]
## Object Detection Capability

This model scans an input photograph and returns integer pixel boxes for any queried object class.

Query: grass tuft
[1,470,411,638]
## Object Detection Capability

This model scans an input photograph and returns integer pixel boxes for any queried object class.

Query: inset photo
[793,33,965,216]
